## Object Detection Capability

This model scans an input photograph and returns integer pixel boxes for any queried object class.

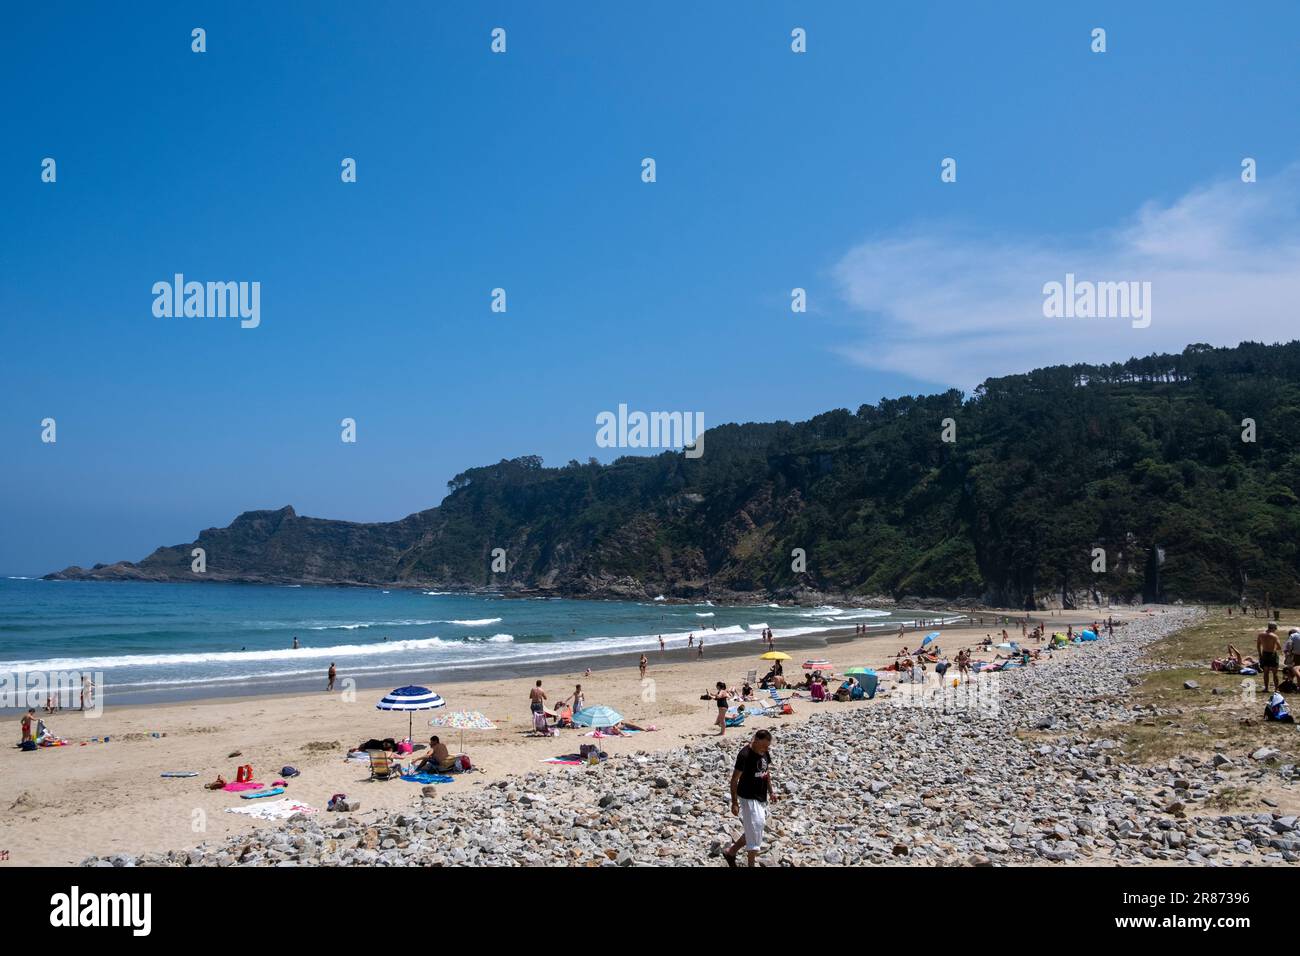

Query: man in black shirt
[723,729,778,867]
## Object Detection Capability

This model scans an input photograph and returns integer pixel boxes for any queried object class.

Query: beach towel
[225,798,317,821]
[544,750,607,764]
[222,781,265,792]
[401,772,455,784]
[240,787,285,799]
[160,771,198,778]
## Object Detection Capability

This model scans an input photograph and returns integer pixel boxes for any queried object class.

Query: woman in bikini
[712,682,731,735]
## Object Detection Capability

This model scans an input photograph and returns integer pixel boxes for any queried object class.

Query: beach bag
[19,740,36,752]
[281,765,300,778]
[236,764,254,783]
[780,703,794,715]
[455,754,472,772]
[1265,693,1294,723]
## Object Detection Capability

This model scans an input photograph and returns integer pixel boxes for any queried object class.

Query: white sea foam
[443,618,503,627]
[304,619,440,630]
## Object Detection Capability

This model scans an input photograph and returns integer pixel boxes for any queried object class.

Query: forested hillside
[49,342,1300,608]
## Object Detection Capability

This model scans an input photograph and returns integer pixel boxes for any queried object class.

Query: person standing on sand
[639,654,648,679]
[712,682,731,735]
[80,674,93,711]
[688,633,695,649]
[723,729,777,867]
[1258,623,1283,692]
[529,679,547,715]
[20,707,36,744]
[659,635,665,655]
[570,684,585,712]
[327,662,337,691]
[698,639,705,660]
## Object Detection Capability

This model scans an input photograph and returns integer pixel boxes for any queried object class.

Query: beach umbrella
[921,631,940,647]
[429,709,496,753]
[376,685,445,743]
[759,651,792,661]
[572,705,623,731]
[844,666,875,677]
[802,659,832,670]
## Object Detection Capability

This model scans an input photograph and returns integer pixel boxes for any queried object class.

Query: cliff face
[45,343,1300,607]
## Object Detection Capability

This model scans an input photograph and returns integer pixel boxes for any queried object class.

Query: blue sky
[3,1,1300,574]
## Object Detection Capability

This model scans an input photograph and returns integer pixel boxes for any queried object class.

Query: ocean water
[0,577,948,704]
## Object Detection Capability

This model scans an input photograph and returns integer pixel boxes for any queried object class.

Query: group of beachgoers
[346,734,471,774]
[525,679,653,738]
[1218,622,1300,693]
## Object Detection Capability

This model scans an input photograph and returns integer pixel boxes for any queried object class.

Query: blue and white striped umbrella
[572,705,623,729]
[376,685,446,741]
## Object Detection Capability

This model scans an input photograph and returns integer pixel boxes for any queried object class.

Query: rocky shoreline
[84,607,1300,867]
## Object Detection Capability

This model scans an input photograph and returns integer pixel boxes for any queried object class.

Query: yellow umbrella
[759,651,792,660]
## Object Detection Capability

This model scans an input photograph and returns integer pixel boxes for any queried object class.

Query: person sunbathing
[415,735,456,773]
[596,720,653,736]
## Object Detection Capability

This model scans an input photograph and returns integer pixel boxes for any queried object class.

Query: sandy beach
[1,609,1126,866]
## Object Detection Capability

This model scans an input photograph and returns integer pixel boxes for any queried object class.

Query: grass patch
[1103,608,1300,765]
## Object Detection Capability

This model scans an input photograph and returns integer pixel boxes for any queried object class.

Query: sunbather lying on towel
[350,737,399,754]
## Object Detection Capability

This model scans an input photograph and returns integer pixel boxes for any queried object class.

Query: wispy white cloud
[832,167,1300,390]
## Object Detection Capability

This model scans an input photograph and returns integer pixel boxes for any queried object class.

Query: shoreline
[1,604,984,710]
[2,608,1126,866]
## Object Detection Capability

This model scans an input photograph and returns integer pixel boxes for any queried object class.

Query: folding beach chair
[367,750,402,781]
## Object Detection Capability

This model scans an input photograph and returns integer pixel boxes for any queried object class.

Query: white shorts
[739,798,768,852]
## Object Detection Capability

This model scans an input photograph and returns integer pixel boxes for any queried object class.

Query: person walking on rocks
[723,729,777,867]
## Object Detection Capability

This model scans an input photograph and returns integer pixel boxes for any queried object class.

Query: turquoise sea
[0,577,951,704]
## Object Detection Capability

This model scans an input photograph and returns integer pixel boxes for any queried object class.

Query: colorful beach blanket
[222,781,265,792]
[401,772,454,784]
